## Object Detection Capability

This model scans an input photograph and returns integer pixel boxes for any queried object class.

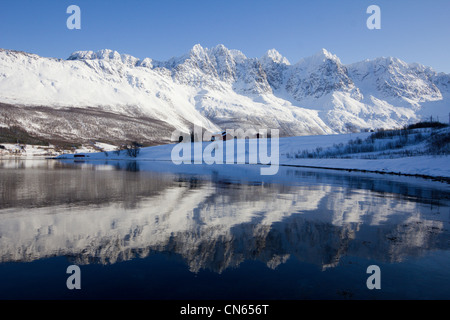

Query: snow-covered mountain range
[0,44,449,145]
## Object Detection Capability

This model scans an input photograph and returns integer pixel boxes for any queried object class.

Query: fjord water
[0,159,449,300]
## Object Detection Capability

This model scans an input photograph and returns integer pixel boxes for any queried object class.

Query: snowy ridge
[348,57,442,106]
[0,45,449,145]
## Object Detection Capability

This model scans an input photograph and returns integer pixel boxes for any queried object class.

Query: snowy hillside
[0,45,449,146]
[54,126,450,179]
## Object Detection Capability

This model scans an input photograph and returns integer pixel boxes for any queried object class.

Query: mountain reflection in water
[0,159,448,275]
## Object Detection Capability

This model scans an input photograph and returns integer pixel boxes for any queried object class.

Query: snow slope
[55,132,450,179]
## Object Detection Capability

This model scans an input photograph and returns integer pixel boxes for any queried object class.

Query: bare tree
[121,141,143,157]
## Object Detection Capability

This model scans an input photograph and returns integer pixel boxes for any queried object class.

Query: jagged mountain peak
[168,44,270,92]
[299,48,342,66]
[188,44,247,63]
[261,49,290,65]
[166,44,246,72]
[284,48,360,101]
[68,49,119,60]
[189,43,209,60]
[315,48,338,59]
[349,56,428,74]
[209,44,229,55]
[348,56,443,104]
[67,49,141,67]
[210,44,247,62]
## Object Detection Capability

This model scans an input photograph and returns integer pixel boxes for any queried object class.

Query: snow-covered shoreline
[280,156,450,180]
[0,141,118,159]
[50,132,450,181]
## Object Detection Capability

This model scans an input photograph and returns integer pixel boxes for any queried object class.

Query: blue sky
[1,0,449,72]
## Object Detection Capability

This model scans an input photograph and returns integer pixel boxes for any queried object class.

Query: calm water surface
[0,159,449,300]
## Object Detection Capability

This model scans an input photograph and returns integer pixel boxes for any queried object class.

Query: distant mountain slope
[0,45,448,145]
